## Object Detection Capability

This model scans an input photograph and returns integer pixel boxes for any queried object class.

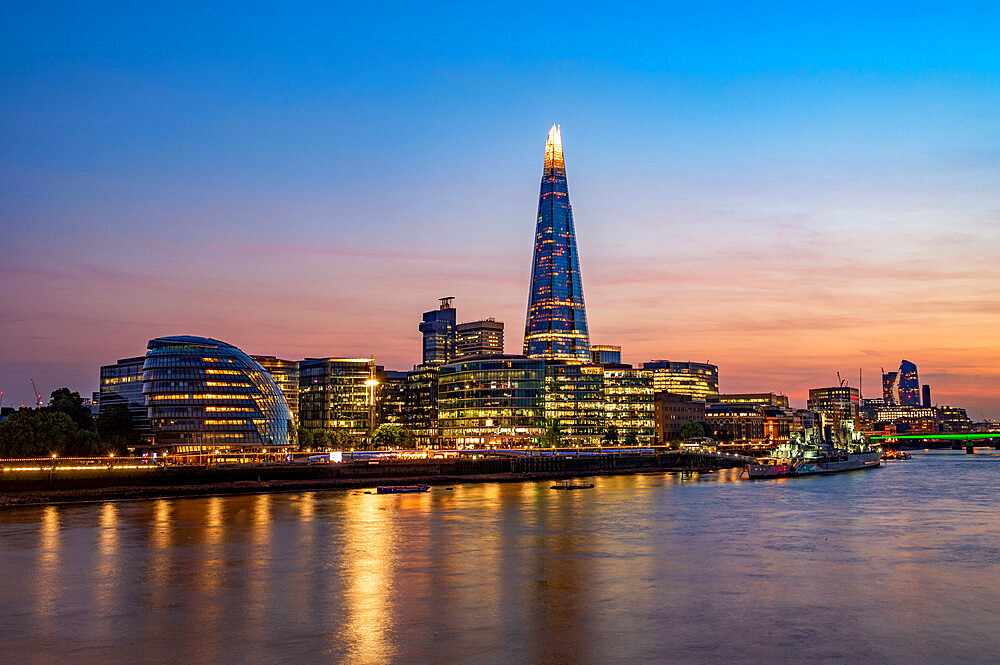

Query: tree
[297,426,314,450]
[96,404,139,454]
[48,388,93,431]
[543,420,562,448]
[372,423,406,448]
[0,409,79,458]
[622,430,639,447]
[677,421,706,441]
[603,425,619,445]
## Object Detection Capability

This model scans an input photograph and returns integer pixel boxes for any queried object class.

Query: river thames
[2,451,999,664]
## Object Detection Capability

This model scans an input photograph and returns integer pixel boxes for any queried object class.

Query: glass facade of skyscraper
[523,124,591,363]
[142,336,293,453]
[898,360,920,406]
[251,356,300,426]
[603,369,655,443]
[99,355,151,437]
[437,356,545,445]
[299,357,376,440]
[544,362,605,444]
[643,361,719,400]
[419,298,457,365]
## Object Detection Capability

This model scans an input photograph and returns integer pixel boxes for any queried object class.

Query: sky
[1,2,999,417]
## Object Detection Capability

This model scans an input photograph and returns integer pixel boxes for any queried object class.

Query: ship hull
[746,452,881,479]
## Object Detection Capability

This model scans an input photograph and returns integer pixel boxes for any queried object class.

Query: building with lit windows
[898,360,921,406]
[544,362,605,444]
[142,336,293,456]
[298,357,377,440]
[807,386,860,443]
[882,370,900,405]
[642,361,719,399]
[590,345,622,366]
[707,393,789,409]
[653,392,706,443]
[402,367,439,447]
[419,297,456,365]
[251,356,299,425]
[99,355,151,437]
[456,319,504,359]
[705,404,767,448]
[375,370,408,428]
[603,368,655,443]
[523,124,591,363]
[874,405,937,423]
[938,406,972,433]
[437,356,545,446]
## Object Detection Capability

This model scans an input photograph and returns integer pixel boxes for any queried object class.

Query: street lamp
[364,378,379,447]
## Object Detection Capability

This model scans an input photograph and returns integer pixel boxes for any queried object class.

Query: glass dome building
[142,336,294,457]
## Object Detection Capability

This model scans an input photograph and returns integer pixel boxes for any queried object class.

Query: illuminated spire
[544,123,564,173]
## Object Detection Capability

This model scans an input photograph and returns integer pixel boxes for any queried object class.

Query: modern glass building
[642,361,719,400]
[544,362,605,444]
[299,357,376,440]
[898,360,921,406]
[523,124,591,363]
[882,370,900,405]
[142,336,293,456]
[251,356,300,425]
[437,356,545,446]
[99,355,151,437]
[419,297,457,365]
[402,367,440,447]
[456,319,504,359]
[707,393,790,409]
[603,368,655,444]
[590,345,622,365]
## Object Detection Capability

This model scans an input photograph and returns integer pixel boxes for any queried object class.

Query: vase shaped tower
[523,124,591,363]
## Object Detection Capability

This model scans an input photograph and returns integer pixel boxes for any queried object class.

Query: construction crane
[30,378,42,408]
[837,371,848,387]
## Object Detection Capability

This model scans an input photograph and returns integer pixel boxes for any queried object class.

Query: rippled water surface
[2,451,1000,664]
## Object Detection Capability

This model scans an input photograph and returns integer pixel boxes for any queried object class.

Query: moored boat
[375,485,430,494]
[550,481,595,490]
[745,442,881,479]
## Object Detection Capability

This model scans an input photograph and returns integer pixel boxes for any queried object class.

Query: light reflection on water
[2,452,1000,664]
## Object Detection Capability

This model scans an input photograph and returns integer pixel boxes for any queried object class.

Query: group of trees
[296,424,416,451]
[542,421,640,448]
[0,388,140,458]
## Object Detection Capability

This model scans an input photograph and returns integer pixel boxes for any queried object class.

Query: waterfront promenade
[0,450,751,506]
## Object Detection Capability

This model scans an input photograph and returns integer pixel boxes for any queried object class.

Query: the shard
[523,124,591,363]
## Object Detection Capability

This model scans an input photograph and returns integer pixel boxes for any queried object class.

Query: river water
[2,451,999,664]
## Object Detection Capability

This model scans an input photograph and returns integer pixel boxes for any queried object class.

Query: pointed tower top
[544,123,564,173]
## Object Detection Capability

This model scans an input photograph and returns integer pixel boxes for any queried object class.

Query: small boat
[550,481,595,490]
[375,485,430,494]
[881,449,911,460]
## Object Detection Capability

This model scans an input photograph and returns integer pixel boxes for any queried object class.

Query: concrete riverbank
[0,452,749,506]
